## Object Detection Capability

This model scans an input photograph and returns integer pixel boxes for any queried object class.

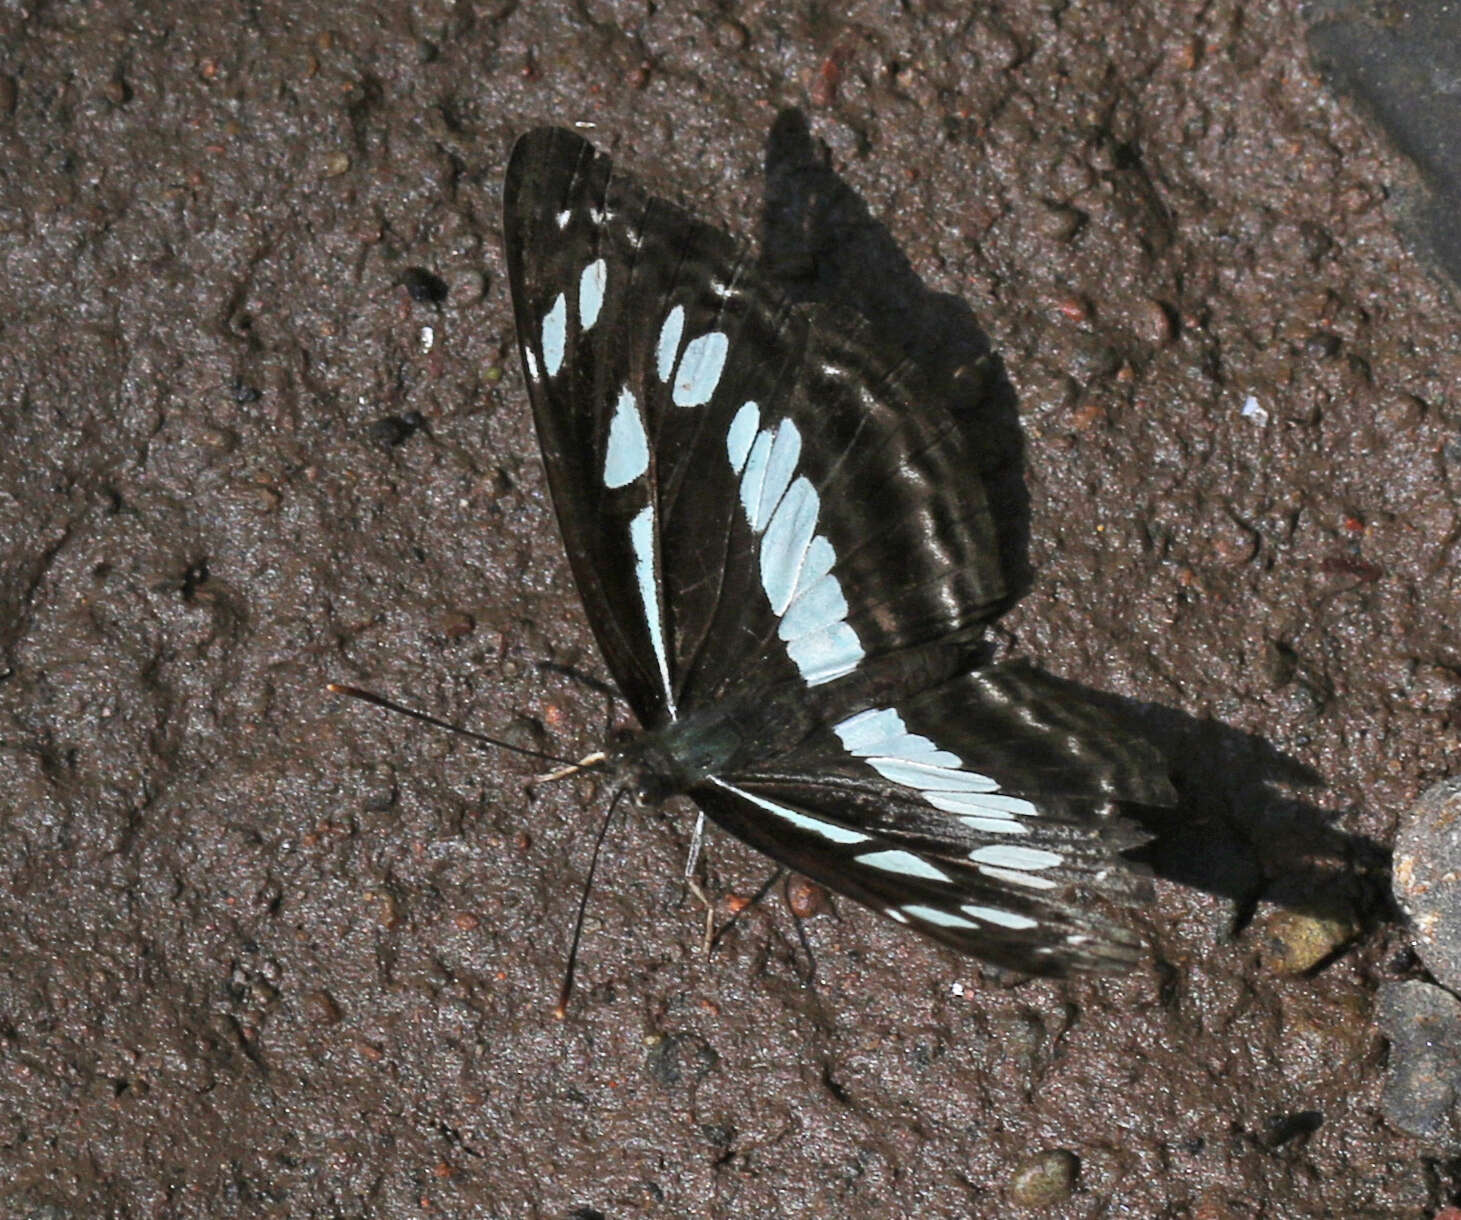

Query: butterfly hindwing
[690,662,1171,974]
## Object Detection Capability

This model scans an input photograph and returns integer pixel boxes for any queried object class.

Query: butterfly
[500,125,1176,978]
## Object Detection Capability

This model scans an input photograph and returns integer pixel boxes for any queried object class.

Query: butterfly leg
[683,811,706,886]
[680,812,718,954]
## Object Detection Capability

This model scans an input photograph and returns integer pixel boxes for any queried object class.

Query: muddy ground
[3,1,1460,1217]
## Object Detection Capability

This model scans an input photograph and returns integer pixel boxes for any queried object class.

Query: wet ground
[3,1,1460,1217]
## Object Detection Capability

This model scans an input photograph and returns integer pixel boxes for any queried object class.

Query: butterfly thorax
[611,686,823,797]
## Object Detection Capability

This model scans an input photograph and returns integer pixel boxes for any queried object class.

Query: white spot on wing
[977,864,1060,891]
[729,415,863,687]
[968,845,1060,871]
[578,258,607,331]
[672,331,729,407]
[523,346,540,381]
[785,621,863,686]
[962,904,1039,930]
[738,428,773,521]
[656,305,684,381]
[858,849,949,883]
[956,815,1030,836]
[751,419,801,530]
[867,737,962,769]
[867,758,997,791]
[777,572,847,642]
[707,778,871,845]
[834,707,906,753]
[603,387,648,489]
[759,477,819,613]
[924,791,1016,816]
[951,793,1040,817]
[790,535,836,601]
[542,293,567,377]
[726,403,759,472]
[831,706,1039,833]
[628,504,675,716]
[902,904,980,930]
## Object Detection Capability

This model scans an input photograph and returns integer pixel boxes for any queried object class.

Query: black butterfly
[501,126,1176,977]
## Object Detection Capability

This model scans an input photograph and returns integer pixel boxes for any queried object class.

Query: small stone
[711,17,750,49]
[304,989,342,1025]
[1008,1149,1078,1208]
[1376,394,1424,430]
[1304,331,1342,359]
[322,151,351,177]
[1378,980,1461,1146]
[1394,778,1461,990]
[1037,204,1083,242]
[449,269,487,306]
[1132,298,1174,345]
[969,17,1021,70]
[1254,902,1359,974]
[785,874,827,919]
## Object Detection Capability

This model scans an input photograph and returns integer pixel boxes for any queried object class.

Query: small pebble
[1393,778,1461,991]
[785,874,827,919]
[322,151,351,177]
[1037,204,1083,243]
[1254,903,1358,974]
[1378,980,1461,1146]
[304,989,342,1025]
[450,269,487,306]
[1008,1149,1078,1208]
[1132,298,1174,345]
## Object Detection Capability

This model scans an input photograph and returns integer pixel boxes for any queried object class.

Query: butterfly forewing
[504,126,1176,976]
[505,128,1007,725]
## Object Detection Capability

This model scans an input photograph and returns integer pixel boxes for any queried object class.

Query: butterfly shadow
[757,110,1394,956]
[760,108,1032,612]
[1133,700,1395,954]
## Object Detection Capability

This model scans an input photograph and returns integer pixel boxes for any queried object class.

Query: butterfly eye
[633,774,671,806]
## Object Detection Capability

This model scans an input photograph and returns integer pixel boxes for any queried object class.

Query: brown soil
[2,2,1458,1217]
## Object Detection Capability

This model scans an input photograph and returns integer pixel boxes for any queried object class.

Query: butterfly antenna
[555,784,630,1019]
[328,682,579,767]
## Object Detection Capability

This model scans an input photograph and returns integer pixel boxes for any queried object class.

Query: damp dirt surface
[3,2,1460,1218]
